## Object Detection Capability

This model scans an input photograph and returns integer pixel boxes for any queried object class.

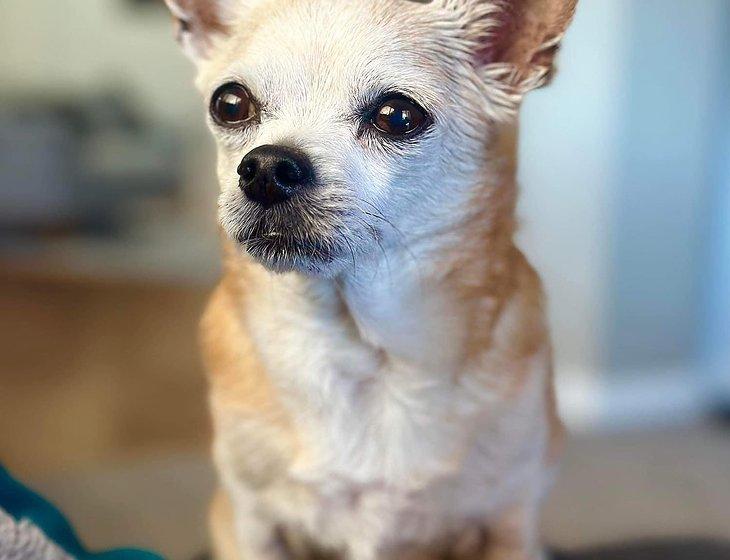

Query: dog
[163,1,577,558]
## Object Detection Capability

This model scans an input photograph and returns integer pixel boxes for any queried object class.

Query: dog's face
[166,0,576,276]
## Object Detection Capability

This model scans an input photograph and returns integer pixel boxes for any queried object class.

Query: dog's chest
[230,354,540,556]
[219,273,548,555]
[256,374,505,554]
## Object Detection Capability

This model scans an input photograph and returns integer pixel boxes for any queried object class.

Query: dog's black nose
[238,145,313,207]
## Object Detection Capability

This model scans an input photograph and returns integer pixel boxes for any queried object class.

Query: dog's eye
[371,96,427,137]
[210,83,256,126]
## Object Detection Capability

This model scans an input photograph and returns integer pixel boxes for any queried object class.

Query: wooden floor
[0,275,212,478]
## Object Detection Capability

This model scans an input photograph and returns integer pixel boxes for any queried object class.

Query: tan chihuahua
[163,1,577,558]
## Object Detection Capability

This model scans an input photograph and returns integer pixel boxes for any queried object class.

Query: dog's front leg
[210,488,290,560]
[482,502,546,560]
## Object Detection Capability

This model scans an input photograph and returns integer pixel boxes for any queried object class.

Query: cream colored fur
[163,0,577,558]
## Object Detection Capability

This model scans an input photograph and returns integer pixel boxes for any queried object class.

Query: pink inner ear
[170,0,227,37]
[474,1,520,66]
[193,1,228,35]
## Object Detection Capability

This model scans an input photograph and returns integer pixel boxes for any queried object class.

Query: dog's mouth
[237,216,340,274]
[220,193,359,276]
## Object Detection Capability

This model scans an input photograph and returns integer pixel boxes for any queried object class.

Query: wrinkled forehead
[202,0,460,110]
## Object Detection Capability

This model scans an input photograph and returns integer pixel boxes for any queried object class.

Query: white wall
[706,146,730,398]
[0,0,220,281]
[517,1,628,425]
[704,11,730,399]
[606,0,727,373]
[0,0,201,126]
[519,0,729,429]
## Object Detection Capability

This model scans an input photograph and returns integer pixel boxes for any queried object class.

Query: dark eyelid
[357,90,423,121]
[210,79,258,103]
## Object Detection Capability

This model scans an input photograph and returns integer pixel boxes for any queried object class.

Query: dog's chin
[244,237,344,277]
[231,228,350,277]
[220,196,366,277]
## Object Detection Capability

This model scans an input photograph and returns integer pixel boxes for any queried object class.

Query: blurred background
[1,0,728,558]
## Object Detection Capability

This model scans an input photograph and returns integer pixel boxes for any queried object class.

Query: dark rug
[554,539,730,560]
[194,540,730,559]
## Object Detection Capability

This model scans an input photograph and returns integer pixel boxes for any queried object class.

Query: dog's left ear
[163,0,236,62]
[480,0,577,81]
[461,0,578,116]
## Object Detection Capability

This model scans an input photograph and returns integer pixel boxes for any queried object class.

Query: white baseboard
[556,366,712,433]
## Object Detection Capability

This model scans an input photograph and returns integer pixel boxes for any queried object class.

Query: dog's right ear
[163,0,236,62]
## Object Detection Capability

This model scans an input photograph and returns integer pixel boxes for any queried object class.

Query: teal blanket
[0,465,163,560]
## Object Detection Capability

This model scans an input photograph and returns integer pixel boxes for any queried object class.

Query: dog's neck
[223,123,520,374]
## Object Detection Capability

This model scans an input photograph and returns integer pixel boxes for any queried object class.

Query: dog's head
[165,0,576,276]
